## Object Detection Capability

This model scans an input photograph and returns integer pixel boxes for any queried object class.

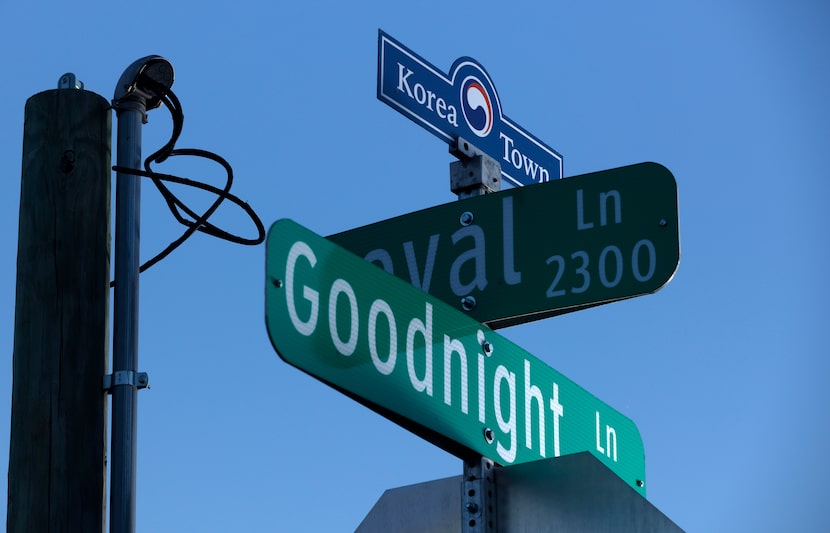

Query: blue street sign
[377,30,564,187]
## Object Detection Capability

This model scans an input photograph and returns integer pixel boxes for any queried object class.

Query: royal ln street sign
[265,219,647,496]
[329,162,680,329]
[377,30,563,187]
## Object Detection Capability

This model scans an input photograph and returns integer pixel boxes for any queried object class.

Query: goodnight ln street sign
[378,30,564,187]
[265,219,646,496]
[330,162,680,329]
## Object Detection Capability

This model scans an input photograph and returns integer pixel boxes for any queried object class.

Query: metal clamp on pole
[103,371,150,392]
[462,456,497,532]
[450,137,501,199]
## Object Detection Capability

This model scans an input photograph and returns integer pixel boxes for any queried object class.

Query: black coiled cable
[111,76,265,285]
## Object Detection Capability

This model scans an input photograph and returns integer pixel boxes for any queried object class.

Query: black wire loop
[110,77,265,287]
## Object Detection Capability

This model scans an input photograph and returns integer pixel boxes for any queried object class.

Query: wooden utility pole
[8,88,111,532]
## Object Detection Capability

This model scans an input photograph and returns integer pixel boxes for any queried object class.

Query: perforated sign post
[377,30,563,187]
[265,219,646,496]
[329,162,680,329]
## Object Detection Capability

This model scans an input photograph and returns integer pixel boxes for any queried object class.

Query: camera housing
[113,55,174,110]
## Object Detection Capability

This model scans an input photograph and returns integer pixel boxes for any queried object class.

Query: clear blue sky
[2,0,828,531]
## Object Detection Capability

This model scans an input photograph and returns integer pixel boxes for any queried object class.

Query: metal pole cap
[113,55,174,109]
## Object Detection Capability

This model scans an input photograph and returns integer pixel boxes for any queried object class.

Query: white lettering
[413,83,427,105]
[502,197,522,286]
[494,365,517,463]
[364,248,394,275]
[443,335,468,414]
[632,239,656,282]
[549,383,564,457]
[599,245,623,288]
[500,132,514,167]
[571,251,590,294]
[599,190,622,226]
[596,411,605,456]
[406,303,433,395]
[450,225,488,296]
[595,411,618,462]
[578,189,622,229]
[436,97,447,118]
[282,238,646,472]
[396,63,413,96]
[607,425,618,462]
[545,239,664,298]
[576,189,594,230]
[328,279,358,356]
[285,241,319,336]
[362,203,526,297]
[396,63,457,127]
[446,105,458,127]
[477,351,486,423]
[545,255,566,298]
[524,360,546,456]
[403,235,440,292]
[510,148,522,169]
[523,155,540,181]
[368,299,397,375]
[426,90,437,110]
[478,330,487,423]
[500,132,549,183]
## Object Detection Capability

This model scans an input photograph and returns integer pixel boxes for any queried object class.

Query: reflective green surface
[329,162,679,328]
[266,219,646,496]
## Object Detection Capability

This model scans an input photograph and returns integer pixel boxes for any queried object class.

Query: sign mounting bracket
[450,137,501,199]
[462,456,497,533]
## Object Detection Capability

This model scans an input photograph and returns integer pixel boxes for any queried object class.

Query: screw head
[483,427,495,443]
[460,211,474,226]
[271,277,283,288]
[482,341,493,356]
[659,218,668,227]
[461,296,477,311]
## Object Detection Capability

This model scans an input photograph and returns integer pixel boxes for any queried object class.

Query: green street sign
[266,219,646,495]
[329,162,679,329]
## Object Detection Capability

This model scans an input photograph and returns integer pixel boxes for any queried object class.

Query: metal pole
[110,96,144,533]
[109,56,173,533]
[450,137,501,532]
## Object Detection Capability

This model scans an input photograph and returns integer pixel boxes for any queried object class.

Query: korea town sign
[378,30,564,187]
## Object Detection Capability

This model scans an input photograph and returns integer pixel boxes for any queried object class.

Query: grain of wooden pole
[8,89,111,532]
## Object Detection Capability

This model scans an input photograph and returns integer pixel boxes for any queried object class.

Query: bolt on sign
[266,219,647,495]
[329,162,680,329]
